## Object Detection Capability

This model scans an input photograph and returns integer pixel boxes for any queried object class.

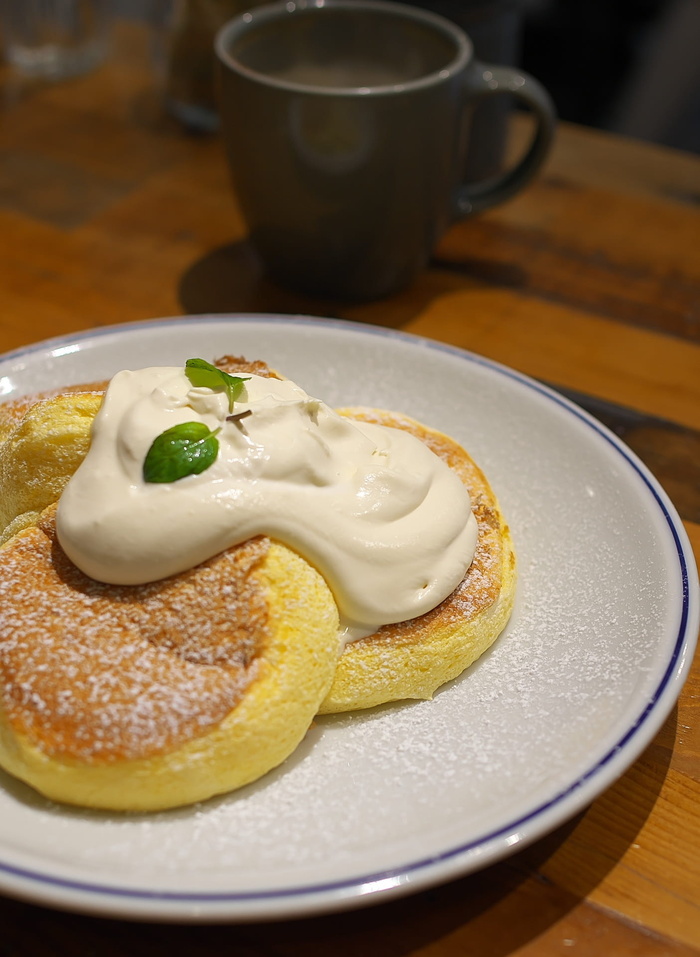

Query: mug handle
[454,62,557,218]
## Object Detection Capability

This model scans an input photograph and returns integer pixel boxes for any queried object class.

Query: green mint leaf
[143,422,221,484]
[185,358,249,413]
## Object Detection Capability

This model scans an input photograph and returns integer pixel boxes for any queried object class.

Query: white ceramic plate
[0,315,696,922]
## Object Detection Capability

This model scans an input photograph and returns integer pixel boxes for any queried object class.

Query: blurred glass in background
[0,0,111,79]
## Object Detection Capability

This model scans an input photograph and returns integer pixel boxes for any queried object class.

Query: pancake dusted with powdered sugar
[0,356,514,810]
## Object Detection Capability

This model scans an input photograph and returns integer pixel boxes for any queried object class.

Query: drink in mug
[215,0,555,301]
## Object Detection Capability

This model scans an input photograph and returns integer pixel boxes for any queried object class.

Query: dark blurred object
[165,0,260,131]
[519,0,663,128]
[606,0,700,154]
[519,0,699,154]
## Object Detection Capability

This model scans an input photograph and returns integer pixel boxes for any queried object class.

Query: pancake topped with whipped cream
[0,355,515,809]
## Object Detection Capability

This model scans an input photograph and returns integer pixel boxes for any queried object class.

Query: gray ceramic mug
[215,0,555,301]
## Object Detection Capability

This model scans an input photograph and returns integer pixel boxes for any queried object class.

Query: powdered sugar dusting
[19,506,667,892]
[0,509,271,763]
[0,318,691,918]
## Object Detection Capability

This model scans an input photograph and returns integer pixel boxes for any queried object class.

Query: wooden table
[1,18,699,956]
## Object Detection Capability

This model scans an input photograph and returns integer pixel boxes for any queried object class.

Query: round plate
[0,315,696,922]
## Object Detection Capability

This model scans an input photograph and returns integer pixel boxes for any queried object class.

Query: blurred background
[109,0,700,155]
[5,0,696,155]
[519,0,700,154]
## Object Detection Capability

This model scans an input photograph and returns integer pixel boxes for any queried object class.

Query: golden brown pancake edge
[317,407,516,714]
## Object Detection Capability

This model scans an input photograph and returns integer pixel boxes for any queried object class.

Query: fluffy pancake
[0,381,106,445]
[0,391,103,547]
[0,355,515,808]
[0,357,340,810]
[0,505,340,810]
[318,408,516,713]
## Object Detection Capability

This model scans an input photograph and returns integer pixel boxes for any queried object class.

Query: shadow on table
[177,240,468,329]
[0,708,677,956]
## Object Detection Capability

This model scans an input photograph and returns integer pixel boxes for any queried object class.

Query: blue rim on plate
[0,315,696,920]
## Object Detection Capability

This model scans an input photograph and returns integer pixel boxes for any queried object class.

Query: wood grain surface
[0,18,698,956]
